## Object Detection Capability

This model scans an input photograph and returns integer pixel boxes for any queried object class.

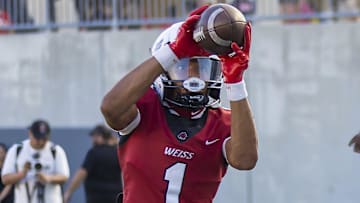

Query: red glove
[220,22,252,83]
[169,5,209,59]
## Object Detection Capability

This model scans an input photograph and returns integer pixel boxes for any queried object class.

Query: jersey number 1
[164,163,187,203]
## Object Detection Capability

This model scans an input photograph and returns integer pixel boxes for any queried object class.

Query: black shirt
[82,145,122,203]
[0,168,14,203]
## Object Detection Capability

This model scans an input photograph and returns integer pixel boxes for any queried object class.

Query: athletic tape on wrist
[153,45,179,72]
[225,80,248,101]
[118,109,141,136]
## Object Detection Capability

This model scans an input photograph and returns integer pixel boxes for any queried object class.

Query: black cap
[89,125,112,140]
[29,119,51,139]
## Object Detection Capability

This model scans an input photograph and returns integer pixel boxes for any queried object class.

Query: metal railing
[0,0,359,32]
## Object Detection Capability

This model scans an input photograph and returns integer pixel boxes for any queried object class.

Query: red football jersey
[118,88,231,203]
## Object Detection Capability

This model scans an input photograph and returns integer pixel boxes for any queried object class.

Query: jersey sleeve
[54,145,70,177]
[1,145,18,175]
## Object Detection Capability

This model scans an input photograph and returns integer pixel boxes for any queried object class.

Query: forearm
[1,171,26,185]
[65,168,87,194]
[47,174,68,184]
[101,57,163,130]
[227,98,258,170]
[0,185,13,200]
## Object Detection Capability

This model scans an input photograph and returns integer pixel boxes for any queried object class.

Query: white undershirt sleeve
[118,108,141,136]
[222,137,231,164]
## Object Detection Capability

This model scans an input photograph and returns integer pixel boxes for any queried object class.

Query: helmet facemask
[160,56,222,109]
[150,22,223,109]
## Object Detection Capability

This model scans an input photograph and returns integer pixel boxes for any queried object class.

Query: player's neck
[167,105,206,120]
[164,108,208,142]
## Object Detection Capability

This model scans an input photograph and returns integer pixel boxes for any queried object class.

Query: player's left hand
[220,22,251,83]
[349,133,360,153]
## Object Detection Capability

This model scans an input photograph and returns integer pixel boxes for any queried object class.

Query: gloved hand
[220,22,252,83]
[169,5,209,59]
[349,133,360,153]
[153,5,209,71]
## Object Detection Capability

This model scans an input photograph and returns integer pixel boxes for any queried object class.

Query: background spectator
[74,0,113,30]
[64,124,122,203]
[0,8,11,34]
[279,0,299,23]
[279,0,320,23]
[196,0,220,7]
[0,0,33,25]
[49,0,57,24]
[334,0,360,21]
[0,143,14,203]
[297,0,317,23]
[183,0,224,15]
[349,132,360,153]
[298,0,314,14]
[74,0,86,24]
[231,0,256,16]
[1,119,70,203]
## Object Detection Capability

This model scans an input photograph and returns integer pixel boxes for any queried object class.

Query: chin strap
[163,102,206,119]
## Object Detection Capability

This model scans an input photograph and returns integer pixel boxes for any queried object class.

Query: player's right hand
[220,22,252,83]
[349,133,360,153]
[169,5,210,59]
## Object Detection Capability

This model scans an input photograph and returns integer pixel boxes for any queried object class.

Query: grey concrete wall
[0,30,161,127]
[0,23,360,203]
[248,23,360,203]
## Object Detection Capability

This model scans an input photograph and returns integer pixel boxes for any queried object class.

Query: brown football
[193,3,247,55]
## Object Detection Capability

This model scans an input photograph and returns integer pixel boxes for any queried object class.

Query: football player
[101,5,258,203]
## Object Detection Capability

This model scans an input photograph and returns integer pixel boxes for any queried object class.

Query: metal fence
[0,0,359,32]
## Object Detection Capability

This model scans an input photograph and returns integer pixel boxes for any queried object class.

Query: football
[193,3,247,55]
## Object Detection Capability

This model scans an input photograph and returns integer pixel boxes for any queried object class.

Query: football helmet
[151,22,222,109]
